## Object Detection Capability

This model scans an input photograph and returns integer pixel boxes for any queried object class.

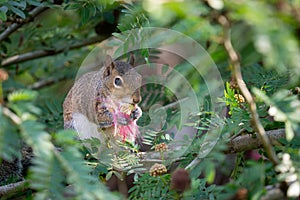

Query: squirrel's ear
[128,53,135,66]
[103,55,115,77]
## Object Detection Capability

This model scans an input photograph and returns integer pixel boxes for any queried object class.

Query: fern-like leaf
[8,90,38,102]
[38,98,64,131]
[0,107,21,161]
[57,147,118,200]
[128,173,176,200]
[30,153,66,199]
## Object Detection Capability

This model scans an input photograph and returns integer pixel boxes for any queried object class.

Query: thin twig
[0,180,28,196]
[1,36,105,67]
[162,97,189,110]
[218,15,279,165]
[0,7,49,42]
[185,157,202,171]
[2,107,22,125]
[28,76,67,90]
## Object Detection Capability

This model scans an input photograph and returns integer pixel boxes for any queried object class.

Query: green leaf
[64,3,81,10]
[81,6,90,24]
[58,148,118,200]
[128,174,175,200]
[224,82,240,115]
[114,171,123,180]
[21,118,117,199]
[189,159,204,178]
[29,152,66,199]
[285,121,294,141]
[53,130,78,147]
[10,6,26,19]
[0,107,21,161]
[0,9,6,21]
[253,88,300,141]
[106,171,113,181]
[27,0,44,7]
[8,90,38,102]
[205,162,215,184]
[21,121,51,156]
[8,1,26,9]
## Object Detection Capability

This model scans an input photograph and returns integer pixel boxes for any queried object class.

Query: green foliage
[128,173,177,200]
[58,144,114,199]
[8,89,38,102]
[29,148,66,199]
[253,89,300,140]
[217,161,268,200]
[38,98,64,132]
[0,91,118,199]
[0,107,21,161]
[0,0,44,21]
[117,2,149,31]
[228,1,300,83]
[64,0,119,24]
[224,82,241,115]
[129,173,218,200]
[110,150,142,172]
[182,136,226,183]
[242,64,289,95]
[183,178,217,200]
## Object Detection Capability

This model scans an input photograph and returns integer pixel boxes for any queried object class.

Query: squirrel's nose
[132,90,141,104]
[133,96,141,104]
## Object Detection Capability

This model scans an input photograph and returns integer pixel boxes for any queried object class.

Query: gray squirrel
[63,55,142,147]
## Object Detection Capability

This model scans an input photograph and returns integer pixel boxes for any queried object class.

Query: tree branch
[226,129,285,153]
[139,129,285,172]
[1,36,105,67]
[260,184,285,200]
[218,15,280,165]
[0,7,49,42]
[185,129,284,171]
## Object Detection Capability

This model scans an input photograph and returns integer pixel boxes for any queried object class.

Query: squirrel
[63,55,142,147]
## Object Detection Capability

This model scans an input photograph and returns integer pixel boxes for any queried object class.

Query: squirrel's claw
[99,121,114,127]
[130,107,142,120]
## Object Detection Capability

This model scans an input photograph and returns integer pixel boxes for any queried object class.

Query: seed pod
[155,143,168,152]
[234,94,245,103]
[170,168,191,193]
[150,163,167,177]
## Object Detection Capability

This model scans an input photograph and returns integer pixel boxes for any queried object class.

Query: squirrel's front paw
[130,106,142,120]
[97,107,114,128]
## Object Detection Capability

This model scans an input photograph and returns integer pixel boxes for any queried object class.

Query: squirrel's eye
[114,77,122,86]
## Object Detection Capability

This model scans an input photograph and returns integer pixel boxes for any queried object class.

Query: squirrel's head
[102,55,142,105]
